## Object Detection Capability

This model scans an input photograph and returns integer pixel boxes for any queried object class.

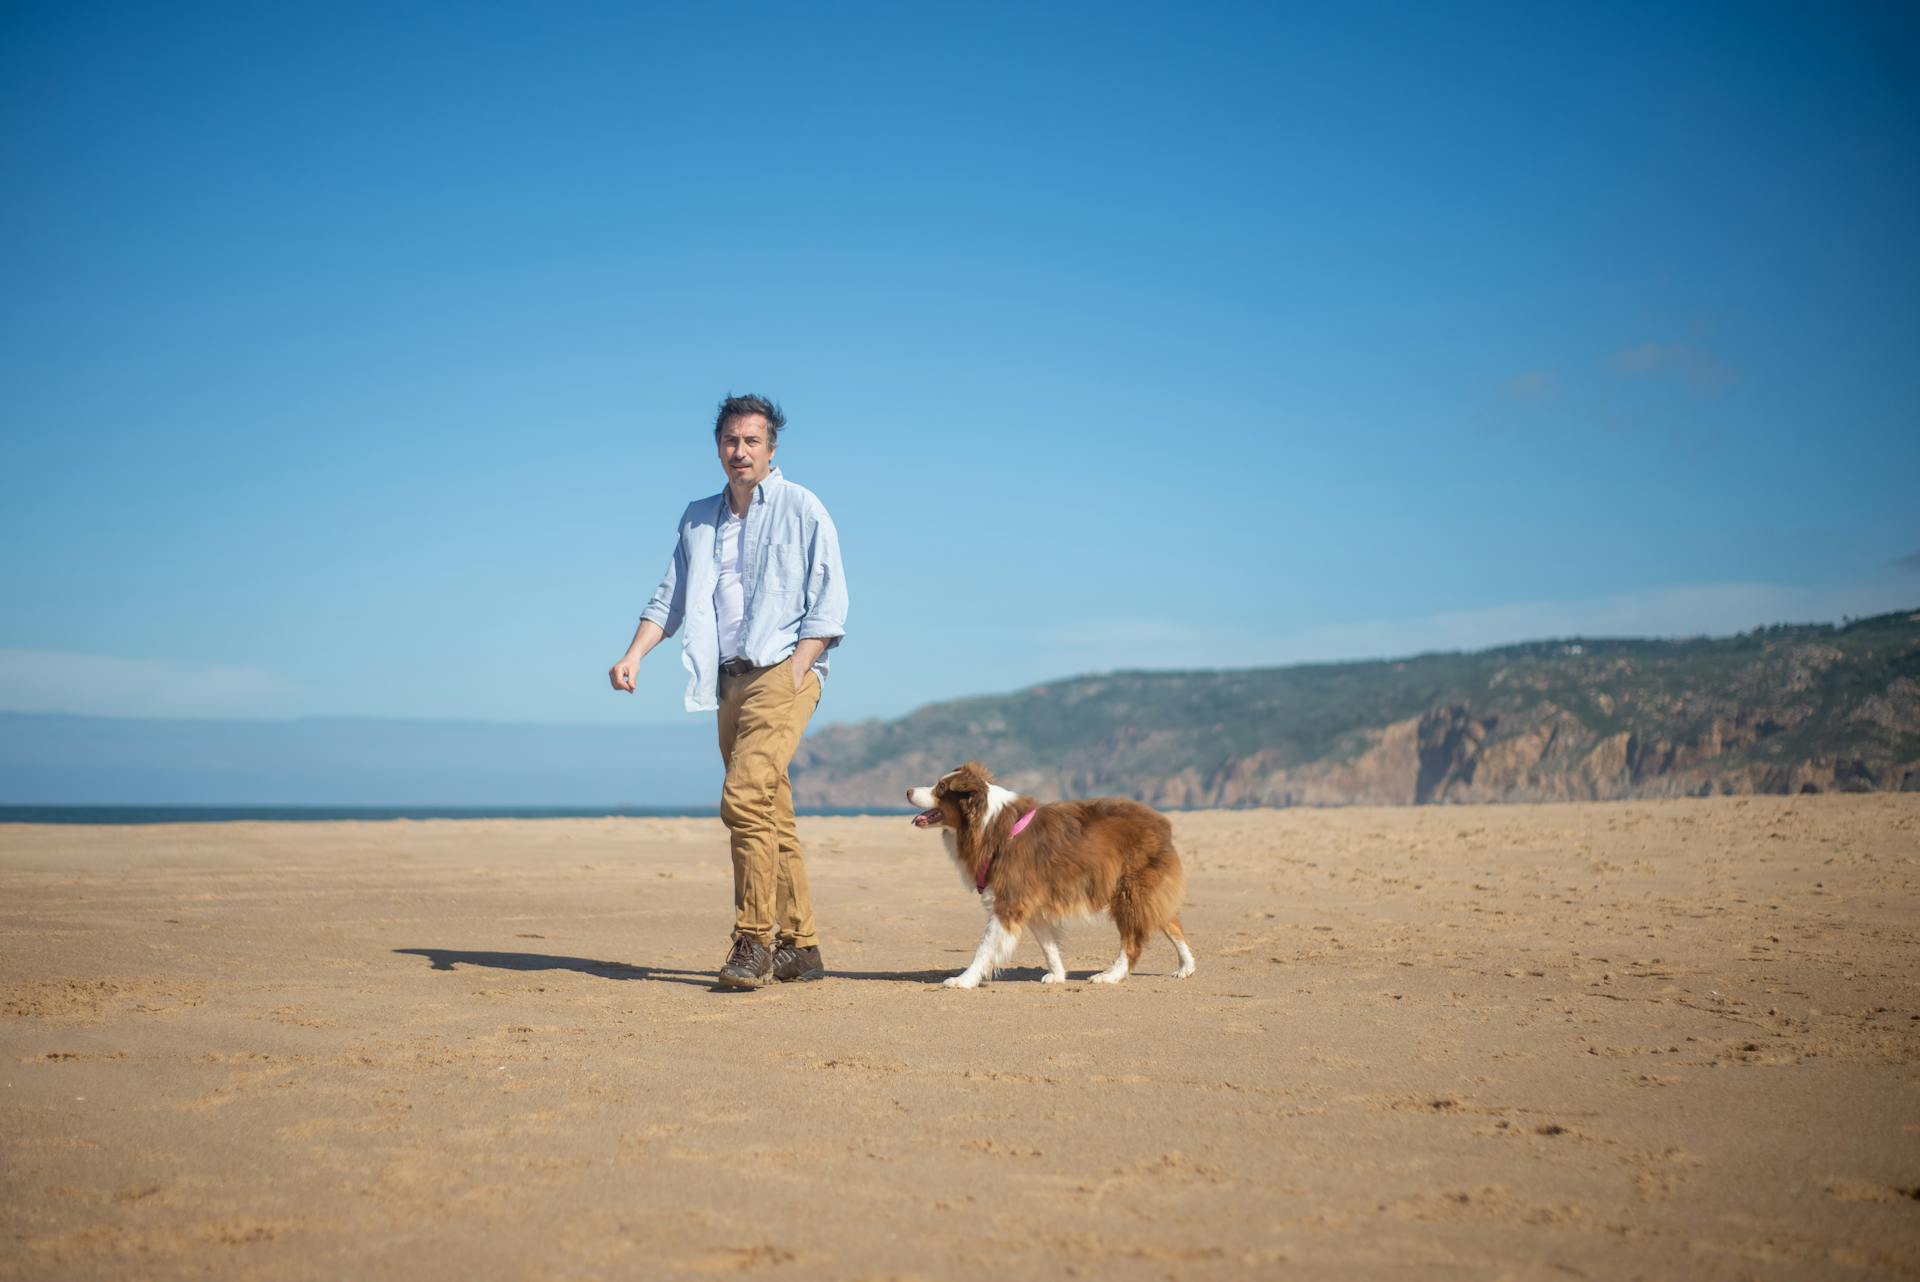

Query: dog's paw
[942,974,981,990]
[1174,964,1195,979]
[1040,971,1066,984]
[1088,971,1124,985]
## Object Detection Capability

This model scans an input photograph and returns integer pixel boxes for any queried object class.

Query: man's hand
[788,637,829,691]
[610,620,667,693]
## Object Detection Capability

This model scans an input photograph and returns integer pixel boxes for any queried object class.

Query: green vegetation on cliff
[795,610,1920,807]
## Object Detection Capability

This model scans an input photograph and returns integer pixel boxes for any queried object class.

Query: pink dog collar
[978,808,1036,895]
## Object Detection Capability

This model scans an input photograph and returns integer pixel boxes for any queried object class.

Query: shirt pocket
[764,542,806,596]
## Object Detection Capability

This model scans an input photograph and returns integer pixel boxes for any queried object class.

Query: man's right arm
[610,525,689,693]
[609,619,666,692]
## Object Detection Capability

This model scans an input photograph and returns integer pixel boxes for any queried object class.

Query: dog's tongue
[911,808,941,828]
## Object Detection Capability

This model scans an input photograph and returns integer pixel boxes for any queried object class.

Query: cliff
[793,609,1920,808]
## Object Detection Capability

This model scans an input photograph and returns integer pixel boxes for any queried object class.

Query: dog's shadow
[393,948,959,989]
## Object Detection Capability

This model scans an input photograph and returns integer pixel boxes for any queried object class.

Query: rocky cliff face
[793,611,1920,808]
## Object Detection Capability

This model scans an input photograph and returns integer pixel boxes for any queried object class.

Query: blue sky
[3,0,1916,729]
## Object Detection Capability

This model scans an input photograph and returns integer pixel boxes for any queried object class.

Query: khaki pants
[717,661,822,947]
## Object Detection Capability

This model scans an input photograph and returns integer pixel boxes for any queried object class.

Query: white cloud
[1502,370,1558,402]
[0,649,302,718]
[1610,341,1734,392]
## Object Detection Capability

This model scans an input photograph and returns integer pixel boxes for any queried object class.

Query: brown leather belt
[719,657,758,677]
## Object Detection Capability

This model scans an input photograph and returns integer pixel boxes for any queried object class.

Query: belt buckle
[721,657,754,677]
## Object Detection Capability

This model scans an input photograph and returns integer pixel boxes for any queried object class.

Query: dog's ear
[938,764,990,824]
[938,764,978,797]
[952,787,987,826]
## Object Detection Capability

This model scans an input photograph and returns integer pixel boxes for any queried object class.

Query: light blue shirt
[640,468,849,712]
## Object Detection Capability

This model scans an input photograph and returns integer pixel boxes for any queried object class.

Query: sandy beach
[3,796,1916,1280]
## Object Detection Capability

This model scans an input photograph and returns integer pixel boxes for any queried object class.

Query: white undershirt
[714,507,747,659]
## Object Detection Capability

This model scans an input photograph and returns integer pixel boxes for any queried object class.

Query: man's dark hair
[714,393,786,444]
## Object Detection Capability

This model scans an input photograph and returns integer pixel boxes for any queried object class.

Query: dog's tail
[1137,839,1187,921]
[1116,841,1188,971]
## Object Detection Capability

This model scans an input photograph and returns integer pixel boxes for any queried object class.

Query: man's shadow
[393,948,959,989]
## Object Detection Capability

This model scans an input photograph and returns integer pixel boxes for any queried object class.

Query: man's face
[716,414,776,490]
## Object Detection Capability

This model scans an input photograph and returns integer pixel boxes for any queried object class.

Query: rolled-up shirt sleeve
[799,504,848,646]
[639,528,689,638]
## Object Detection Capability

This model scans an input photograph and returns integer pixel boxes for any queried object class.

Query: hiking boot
[717,935,773,988]
[771,942,825,983]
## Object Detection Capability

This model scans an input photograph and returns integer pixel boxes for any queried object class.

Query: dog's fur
[907,762,1196,988]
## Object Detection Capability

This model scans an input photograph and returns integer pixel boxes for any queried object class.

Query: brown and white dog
[907,762,1196,989]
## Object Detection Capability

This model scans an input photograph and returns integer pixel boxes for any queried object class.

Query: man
[609,394,848,988]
